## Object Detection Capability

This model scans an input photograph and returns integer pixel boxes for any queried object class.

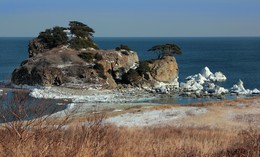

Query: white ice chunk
[230,80,249,95]
[214,72,227,82]
[200,66,213,78]
[252,88,260,94]
[154,78,179,94]
[215,86,229,95]
[180,79,203,91]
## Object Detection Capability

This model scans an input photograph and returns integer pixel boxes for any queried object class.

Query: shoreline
[1,84,260,129]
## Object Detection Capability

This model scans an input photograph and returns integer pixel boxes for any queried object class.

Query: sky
[0,0,260,37]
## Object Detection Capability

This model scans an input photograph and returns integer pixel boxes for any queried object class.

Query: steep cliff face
[12,47,139,89]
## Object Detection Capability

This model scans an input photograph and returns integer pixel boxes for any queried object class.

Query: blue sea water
[1,37,260,90]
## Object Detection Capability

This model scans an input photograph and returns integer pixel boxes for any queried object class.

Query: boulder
[121,56,179,91]
[150,56,178,83]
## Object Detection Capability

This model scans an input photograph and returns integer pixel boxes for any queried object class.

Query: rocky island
[11,21,260,102]
[11,21,180,92]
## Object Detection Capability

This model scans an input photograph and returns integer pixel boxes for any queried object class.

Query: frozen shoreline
[28,67,260,104]
[29,86,158,103]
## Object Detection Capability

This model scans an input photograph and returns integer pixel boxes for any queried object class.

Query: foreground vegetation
[0,92,259,156]
[0,113,259,157]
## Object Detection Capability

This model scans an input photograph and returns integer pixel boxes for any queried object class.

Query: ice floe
[180,67,260,96]
[180,67,228,96]
[200,66,227,82]
[230,80,260,95]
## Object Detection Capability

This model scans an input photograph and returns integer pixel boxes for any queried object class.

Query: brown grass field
[0,92,259,157]
[0,115,259,157]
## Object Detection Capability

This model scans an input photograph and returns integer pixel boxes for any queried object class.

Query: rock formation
[12,47,139,89]
[150,56,178,83]
[11,21,179,91]
[28,38,49,57]
[121,56,179,92]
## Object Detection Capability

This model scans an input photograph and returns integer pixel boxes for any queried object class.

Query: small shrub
[120,44,131,51]
[137,61,151,75]
[78,52,94,62]
[122,69,141,84]
[115,44,132,52]
[115,47,121,51]
[121,50,129,56]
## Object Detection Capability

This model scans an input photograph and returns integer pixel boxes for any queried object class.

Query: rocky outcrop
[12,47,139,89]
[150,56,178,83]
[28,38,50,57]
[121,56,179,92]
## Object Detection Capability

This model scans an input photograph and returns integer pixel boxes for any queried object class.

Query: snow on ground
[105,107,207,127]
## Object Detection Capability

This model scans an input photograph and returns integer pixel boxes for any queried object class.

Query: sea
[1,37,259,89]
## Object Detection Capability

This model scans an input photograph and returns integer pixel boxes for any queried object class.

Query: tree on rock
[29,21,98,57]
[69,21,95,39]
[68,21,98,50]
[148,44,182,59]
[38,26,68,49]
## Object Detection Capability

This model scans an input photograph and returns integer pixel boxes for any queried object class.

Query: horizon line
[1,36,260,38]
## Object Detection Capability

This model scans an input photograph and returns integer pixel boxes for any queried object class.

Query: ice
[29,86,157,103]
[214,72,227,82]
[252,88,260,94]
[181,67,228,96]
[30,87,116,103]
[154,78,179,94]
[200,66,213,78]
[199,67,227,82]
[180,80,203,92]
[230,80,260,95]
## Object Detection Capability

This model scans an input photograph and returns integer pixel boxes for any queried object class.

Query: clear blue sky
[0,0,260,37]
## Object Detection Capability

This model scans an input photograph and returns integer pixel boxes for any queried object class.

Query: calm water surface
[1,37,260,89]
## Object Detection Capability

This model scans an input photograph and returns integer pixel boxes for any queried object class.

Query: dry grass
[0,114,259,157]
[0,93,259,157]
